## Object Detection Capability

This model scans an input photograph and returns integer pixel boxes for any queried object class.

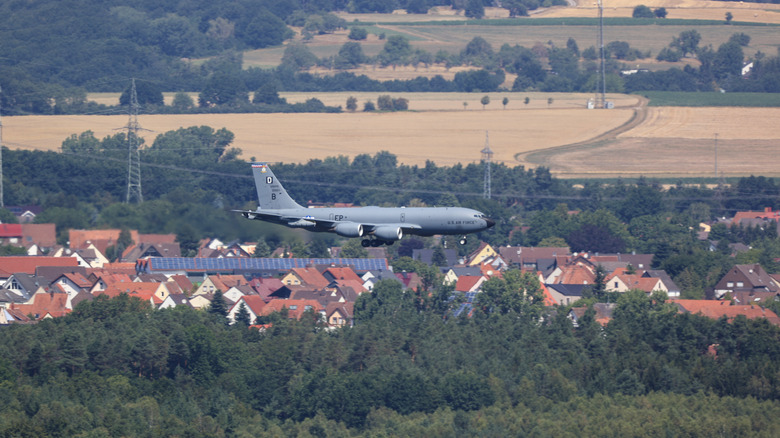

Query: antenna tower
[596,0,607,108]
[124,79,144,204]
[481,131,493,199]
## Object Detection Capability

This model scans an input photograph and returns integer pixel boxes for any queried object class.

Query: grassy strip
[640,91,780,107]
[351,18,779,27]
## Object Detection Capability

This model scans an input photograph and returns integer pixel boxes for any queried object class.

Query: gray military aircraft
[235,162,495,247]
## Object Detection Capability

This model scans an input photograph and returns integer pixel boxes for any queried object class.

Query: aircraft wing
[232,210,334,228]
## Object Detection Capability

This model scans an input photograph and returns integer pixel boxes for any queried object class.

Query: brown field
[3,93,635,168]
[5,93,779,178]
[536,0,780,24]
[519,106,780,177]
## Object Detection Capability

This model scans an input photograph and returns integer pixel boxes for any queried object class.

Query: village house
[674,299,780,326]
[498,246,571,271]
[281,267,330,289]
[713,264,780,300]
[465,242,500,267]
[362,269,402,291]
[569,303,616,327]
[325,302,354,327]
[227,295,267,325]
[546,283,587,306]
[259,299,324,321]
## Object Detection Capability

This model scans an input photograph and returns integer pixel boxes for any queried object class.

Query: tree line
[3,0,779,115]
[1,280,780,435]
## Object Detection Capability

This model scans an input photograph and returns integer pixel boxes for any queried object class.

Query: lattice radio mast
[596,0,607,109]
[123,79,144,203]
[481,131,493,199]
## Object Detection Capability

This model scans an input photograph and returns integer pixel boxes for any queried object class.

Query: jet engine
[333,222,364,237]
[373,226,403,241]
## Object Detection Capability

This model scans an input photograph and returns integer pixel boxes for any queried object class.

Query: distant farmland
[5,92,780,178]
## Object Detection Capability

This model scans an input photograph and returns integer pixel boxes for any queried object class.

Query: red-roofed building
[69,229,141,256]
[326,302,354,327]
[540,283,558,307]
[88,272,134,294]
[396,271,423,290]
[732,207,780,226]
[322,267,363,284]
[674,299,780,326]
[282,268,330,289]
[260,299,323,320]
[0,224,23,246]
[228,295,267,325]
[454,275,487,293]
[0,256,79,278]
[606,273,667,295]
[21,223,57,250]
[554,262,596,285]
[96,282,171,306]
[11,290,70,320]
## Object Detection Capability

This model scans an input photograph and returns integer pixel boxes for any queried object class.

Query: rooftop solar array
[452,291,479,317]
[142,257,388,273]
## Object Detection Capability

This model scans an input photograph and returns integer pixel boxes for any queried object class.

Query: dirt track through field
[4,94,778,178]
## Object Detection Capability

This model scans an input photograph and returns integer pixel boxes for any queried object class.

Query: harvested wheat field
[4,94,778,177]
[520,107,780,178]
[3,107,633,168]
[534,0,780,24]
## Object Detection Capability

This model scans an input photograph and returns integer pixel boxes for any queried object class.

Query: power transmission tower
[596,0,607,109]
[122,79,146,204]
[481,131,493,199]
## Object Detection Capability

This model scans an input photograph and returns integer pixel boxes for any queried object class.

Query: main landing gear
[361,238,395,247]
[459,236,468,245]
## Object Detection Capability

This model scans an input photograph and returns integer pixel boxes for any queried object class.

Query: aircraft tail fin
[252,163,304,210]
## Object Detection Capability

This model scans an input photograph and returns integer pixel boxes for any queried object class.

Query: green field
[244,21,780,68]
[642,91,780,107]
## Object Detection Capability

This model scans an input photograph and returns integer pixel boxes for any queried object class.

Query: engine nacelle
[373,226,403,241]
[333,222,364,237]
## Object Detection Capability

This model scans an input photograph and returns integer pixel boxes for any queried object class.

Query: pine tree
[208,290,228,319]
[234,302,251,326]
[431,245,448,267]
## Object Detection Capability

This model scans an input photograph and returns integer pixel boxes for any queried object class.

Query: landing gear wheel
[459,237,467,245]
[361,239,370,247]
[370,239,383,247]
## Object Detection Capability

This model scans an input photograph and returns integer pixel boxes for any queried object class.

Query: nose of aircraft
[485,218,496,228]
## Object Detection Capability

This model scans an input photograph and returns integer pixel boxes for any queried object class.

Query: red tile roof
[97,282,165,304]
[732,208,780,225]
[12,291,70,320]
[556,263,595,285]
[21,223,56,248]
[288,268,330,289]
[260,299,323,319]
[0,224,23,238]
[0,256,79,276]
[236,295,266,315]
[324,267,363,283]
[674,299,780,326]
[455,275,485,293]
[69,229,140,249]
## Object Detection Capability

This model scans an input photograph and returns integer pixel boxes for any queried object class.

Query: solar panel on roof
[146,257,386,273]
